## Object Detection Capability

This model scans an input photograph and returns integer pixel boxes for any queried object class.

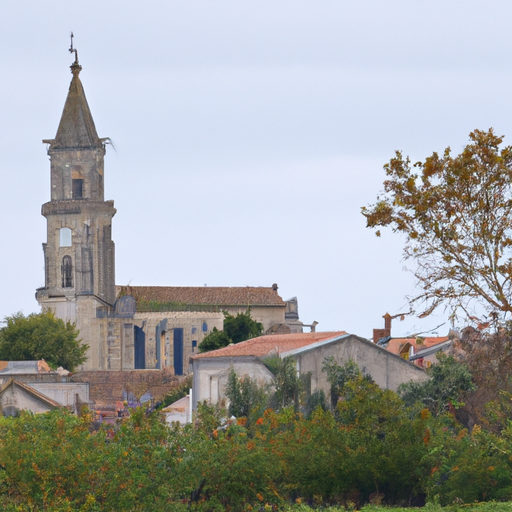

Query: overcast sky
[1,1,511,338]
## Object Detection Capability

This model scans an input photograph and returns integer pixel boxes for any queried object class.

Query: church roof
[116,285,286,308]
[50,60,102,150]
[191,331,347,359]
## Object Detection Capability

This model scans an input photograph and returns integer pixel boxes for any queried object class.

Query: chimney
[383,312,392,332]
[272,283,278,292]
[373,312,392,343]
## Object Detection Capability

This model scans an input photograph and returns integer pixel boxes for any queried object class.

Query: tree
[362,129,512,322]
[198,327,231,353]
[322,357,373,408]
[398,353,474,417]
[0,310,87,371]
[225,368,267,418]
[263,355,302,410]
[223,309,263,344]
[198,309,263,353]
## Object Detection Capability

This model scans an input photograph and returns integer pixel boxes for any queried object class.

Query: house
[162,395,191,425]
[0,360,89,415]
[190,331,428,411]
[372,312,451,369]
[0,379,61,417]
[378,336,450,369]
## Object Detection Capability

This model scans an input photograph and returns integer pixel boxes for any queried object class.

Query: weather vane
[69,32,79,64]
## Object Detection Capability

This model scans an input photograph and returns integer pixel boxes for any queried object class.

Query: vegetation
[199,309,263,352]
[399,353,475,417]
[158,375,193,409]
[0,310,87,371]
[362,128,512,322]
[3,358,512,510]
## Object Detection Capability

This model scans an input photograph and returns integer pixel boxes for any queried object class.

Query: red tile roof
[116,285,286,308]
[386,337,449,356]
[191,331,346,359]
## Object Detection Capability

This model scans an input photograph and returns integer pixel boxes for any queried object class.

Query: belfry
[36,47,118,370]
[35,43,299,374]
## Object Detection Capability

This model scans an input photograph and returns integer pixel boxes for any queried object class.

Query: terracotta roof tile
[386,336,449,356]
[191,331,346,359]
[116,285,286,308]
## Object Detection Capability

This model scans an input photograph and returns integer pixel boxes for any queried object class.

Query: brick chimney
[373,312,392,343]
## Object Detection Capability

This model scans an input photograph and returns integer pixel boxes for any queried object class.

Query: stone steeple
[52,60,102,150]
[36,52,117,317]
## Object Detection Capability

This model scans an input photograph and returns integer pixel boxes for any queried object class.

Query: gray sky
[1,1,511,338]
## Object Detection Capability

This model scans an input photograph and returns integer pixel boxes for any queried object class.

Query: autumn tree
[0,310,87,371]
[362,129,512,322]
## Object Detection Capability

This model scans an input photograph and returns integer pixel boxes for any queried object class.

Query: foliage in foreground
[3,364,512,511]
[0,310,87,371]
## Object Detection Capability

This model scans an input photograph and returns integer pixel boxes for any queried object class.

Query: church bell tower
[36,45,116,322]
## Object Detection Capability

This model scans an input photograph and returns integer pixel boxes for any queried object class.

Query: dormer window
[72,179,83,198]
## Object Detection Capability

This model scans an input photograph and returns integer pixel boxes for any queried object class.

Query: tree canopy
[0,310,87,371]
[198,309,263,353]
[362,129,512,322]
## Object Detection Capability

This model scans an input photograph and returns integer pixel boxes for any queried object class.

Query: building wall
[0,385,54,416]
[30,382,89,407]
[292,335,428,398]
[192,356,275,409]
[133,312,224,372]
[220,305,286,333]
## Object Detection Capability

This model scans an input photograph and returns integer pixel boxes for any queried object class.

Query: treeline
[2,354,512,511]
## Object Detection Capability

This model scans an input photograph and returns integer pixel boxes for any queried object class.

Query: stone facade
[35,55,301,375]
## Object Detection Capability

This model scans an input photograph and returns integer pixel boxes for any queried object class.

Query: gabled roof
[0,378,61,409]
[162,395,190,413]
[191,331,347,360]
[409,340,453,360]
[50,62,102,150]
[385,336,449,356]
[116,285,286,308]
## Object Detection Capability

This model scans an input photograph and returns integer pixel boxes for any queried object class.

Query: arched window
[62,256,73,288]
[59,228,72,247]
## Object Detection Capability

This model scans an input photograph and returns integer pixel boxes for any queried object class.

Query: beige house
[190,331,428,411]
[0,361,89,416]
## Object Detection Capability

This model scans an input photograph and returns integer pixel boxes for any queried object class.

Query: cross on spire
[69,32,79,65]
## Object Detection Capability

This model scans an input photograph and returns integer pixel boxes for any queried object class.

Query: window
[59,228,72,247]
[72,179,83,198]
[62,256,73,288]
[202,322,208,332]
[192,340,197,352]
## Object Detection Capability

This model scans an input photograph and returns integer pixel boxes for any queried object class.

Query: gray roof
[409,340,453,360]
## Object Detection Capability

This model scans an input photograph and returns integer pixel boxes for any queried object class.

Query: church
[35,51,304,374]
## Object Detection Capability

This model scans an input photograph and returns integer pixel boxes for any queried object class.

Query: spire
[51,35,101,150]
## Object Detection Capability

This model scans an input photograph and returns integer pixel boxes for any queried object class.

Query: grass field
[279,503,512,512]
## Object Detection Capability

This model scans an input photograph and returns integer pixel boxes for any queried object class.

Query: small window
[72,179,83,198]
[59,228,72,247]
[62,256,73,288]
[191,327,197,334]
[192,340,197,352]
[202,322,208,333]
